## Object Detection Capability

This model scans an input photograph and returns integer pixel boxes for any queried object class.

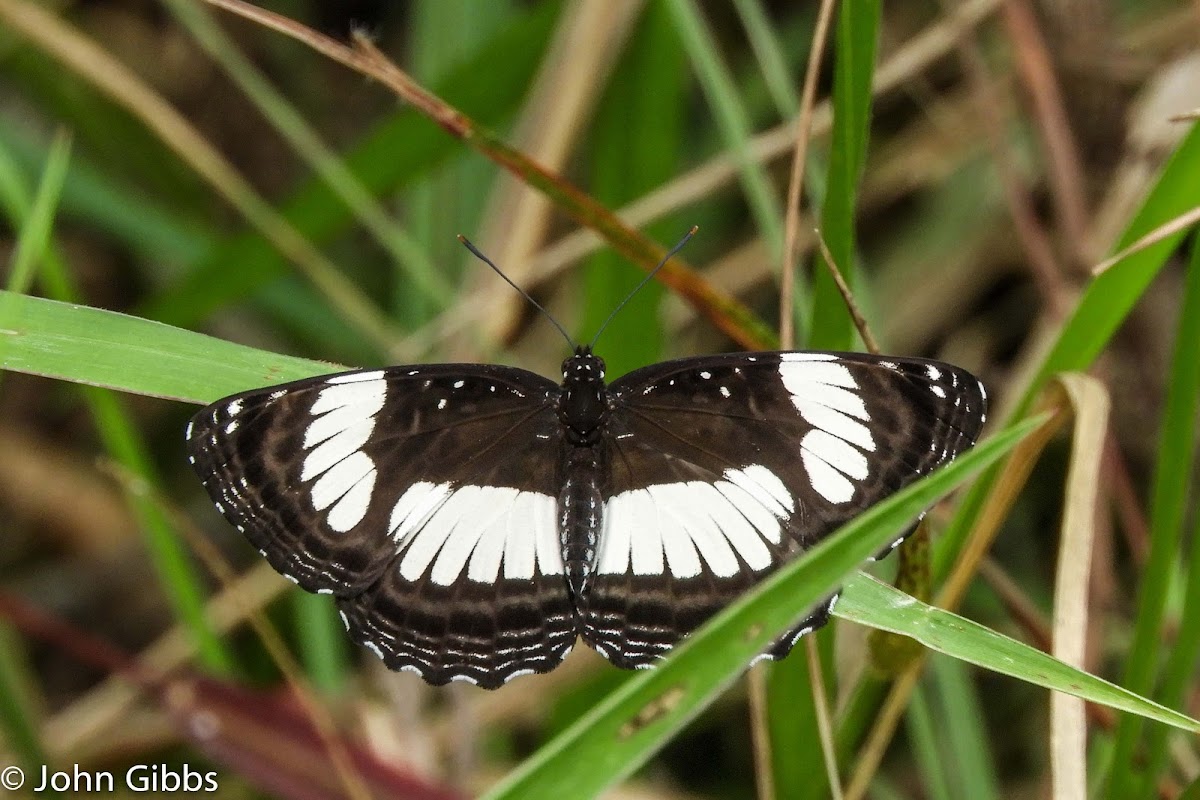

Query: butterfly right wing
[187,364,576,687]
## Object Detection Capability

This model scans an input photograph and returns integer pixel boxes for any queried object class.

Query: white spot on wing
[596,490,636,574]
[650,484,702,578]
[629,490,664,576]
[802,448,855,503]
[779,357,877,503]
[793,398,874,451]
[780,352,838,362]
[311,451,374,510]
[673,483,741,576]
[600,474,786,578]
[801,430,869,481]
[714,480,781,548]
[389,481,452,543]
[327,370,386,384]
[391,484,560,585]
[226,399,243,416]
[724,465,794,516]
[428,487,495,584]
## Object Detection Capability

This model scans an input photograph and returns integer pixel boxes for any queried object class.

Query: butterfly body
[188,349,986,688]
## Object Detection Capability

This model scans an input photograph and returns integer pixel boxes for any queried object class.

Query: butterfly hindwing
[579,351,986,668]
[188,364,578,686]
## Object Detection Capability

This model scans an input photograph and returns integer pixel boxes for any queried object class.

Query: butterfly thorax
[556,346,610,446]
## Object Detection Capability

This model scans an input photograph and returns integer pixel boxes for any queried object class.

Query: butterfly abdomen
[558,441,608,601]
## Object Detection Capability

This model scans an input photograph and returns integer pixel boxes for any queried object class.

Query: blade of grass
[2,129,71,295]
[0,625,55,799]
[0,141,236,675]
[163,0,452,308]
[582,1,684,374]
[732,0,799,117]
[808,0,879,351]
[482,417,1040,800]
[0,0,402,354]
[934,122,1200,586]
[289,592,348,695]
[0,116,213,266]
[664,0,785,264]
[1117,234,1200,793]
[0,292,334,403]
[833,574,1200,734]
[907,680,955,800]
[930,655,1001,800]
[401,0,513,322]
[770,7,877,797]
[144,0,563,328]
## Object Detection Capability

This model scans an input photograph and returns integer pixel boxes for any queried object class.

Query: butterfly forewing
[580,352,986,668]
[188,364,578,687]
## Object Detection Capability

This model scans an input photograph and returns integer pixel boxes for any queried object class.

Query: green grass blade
[765,642,826,800]
[2,130,71,294]
[1030,125,1200,396]
[1109,229,1200,794]
[400,0,514,322]
[732,0,799,117]
[482,417,1040,800]
[164,0,451,309]
[665,0,785,261]
[583,2,684,374]
[144,1,562,327]
[0,142,236,675]
[84,387,236,675]
[834,574,1200,733]
[767,7,879,794]
[930,654,1001,799]
[907,682,955,800]
[934,122,1200,585]
[0,117,212,266]
[809,0,879,350]
[291,592,348,694]
[0,291,332,403]
[0,625,52,797]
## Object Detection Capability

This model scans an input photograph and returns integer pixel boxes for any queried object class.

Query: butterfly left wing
[580,351,986,669]
[187,365,578,687]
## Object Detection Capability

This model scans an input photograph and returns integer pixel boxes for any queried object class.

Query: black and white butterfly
[187,344,986,688]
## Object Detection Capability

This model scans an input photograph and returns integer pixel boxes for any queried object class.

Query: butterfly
[186,344,986,688]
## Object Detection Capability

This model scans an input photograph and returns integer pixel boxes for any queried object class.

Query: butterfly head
[557,346,608,445]
[562,345,606,383]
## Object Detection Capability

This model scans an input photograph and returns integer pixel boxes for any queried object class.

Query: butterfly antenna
[458,235,577,350]
[588,226,698,350]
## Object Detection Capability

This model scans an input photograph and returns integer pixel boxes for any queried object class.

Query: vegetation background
[1,0,1200,798]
